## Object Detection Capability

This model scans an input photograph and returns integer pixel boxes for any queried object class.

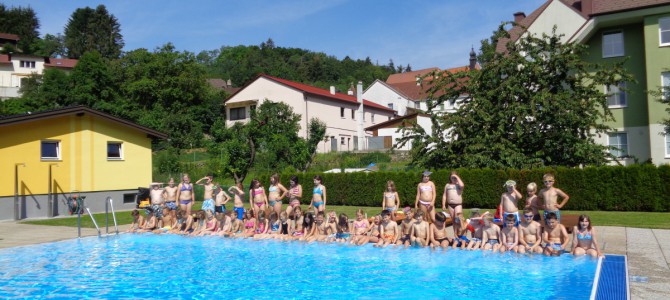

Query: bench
[560,214,579,234]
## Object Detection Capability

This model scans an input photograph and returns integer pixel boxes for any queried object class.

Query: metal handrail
[85,208,101,237]
[105,197,119,234]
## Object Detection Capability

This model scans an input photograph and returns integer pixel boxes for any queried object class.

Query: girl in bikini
[198,209,218,236]
[175,174,195,217]
[442,171,464,219]
[299,212,315,241]
[285,176,303,218]
[356,215,381,246]
[382,180,401,221]
[350,209,369,245]
[241,210,256,238]
[249,179,268,217]
[290,206,304,240]
[255,211,269,236]
[415,170,436,223]
[309,175,326,214]
[571,214,603,257]
[228,182,246,220]
[268,174,288,220]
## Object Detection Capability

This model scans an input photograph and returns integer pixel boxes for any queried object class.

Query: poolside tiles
[596,255,628,300]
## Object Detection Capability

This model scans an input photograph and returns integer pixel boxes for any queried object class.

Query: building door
[330,137,337,152]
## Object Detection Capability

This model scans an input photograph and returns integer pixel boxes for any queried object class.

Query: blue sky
[6,0,545,70]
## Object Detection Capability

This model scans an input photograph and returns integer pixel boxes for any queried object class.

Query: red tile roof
[0,33,20,41]
[0,54,10,64]
[591,0,670,15]
[496,0,553,53]
[387,66,474,101]
[44,58,78,69]
[229,74,395,112]
[386,67,440,84]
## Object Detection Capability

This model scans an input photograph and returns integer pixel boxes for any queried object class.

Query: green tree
[398,26,633,169]
[0,4,40,54]
[477,25,508,67]
[64,5,124,59]
[33,33,66,57]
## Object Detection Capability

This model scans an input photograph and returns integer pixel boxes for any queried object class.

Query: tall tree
[398,26,633,169]
[0,4,40,54]
[477,25,508,67]
[64,5,124,59]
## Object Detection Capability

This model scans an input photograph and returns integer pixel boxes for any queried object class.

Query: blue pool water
[0,234,598,299]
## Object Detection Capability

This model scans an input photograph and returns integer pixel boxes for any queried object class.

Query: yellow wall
[0,114,154,197]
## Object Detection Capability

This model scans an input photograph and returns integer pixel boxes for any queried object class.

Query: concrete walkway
[0,222,668,299]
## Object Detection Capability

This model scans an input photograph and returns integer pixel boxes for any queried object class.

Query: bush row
[253,164,670,212]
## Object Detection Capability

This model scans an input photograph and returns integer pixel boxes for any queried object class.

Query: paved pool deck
[0,222,668,299]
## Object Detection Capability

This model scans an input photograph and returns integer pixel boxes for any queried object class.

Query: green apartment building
[499,0,670,165]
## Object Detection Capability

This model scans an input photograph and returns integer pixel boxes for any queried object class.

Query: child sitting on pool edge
[542,212,569,256]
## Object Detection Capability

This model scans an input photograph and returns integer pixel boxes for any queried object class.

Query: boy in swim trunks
[524,182,542,222]
[538,174,570,224]
[499,180,522,227]
[481,216,501,252]
[375,210,398,247]
[213,184,230,218]
[431,211,452,249]
[452,212,471,250]
[518,208,542,254]
[396,209,414,247]
[410,210,430,247]
[196,175,215,214]
[149,182,165,217]
[542,212,569,256]
[500,214,519,253]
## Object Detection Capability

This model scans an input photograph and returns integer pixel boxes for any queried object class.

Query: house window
[340,107,345,118]
[351,109,355,120]
[123,193,136,204]
[662,72,670,100]
[606,82,627,107]
[20,60,36,68]
[229,107,246,121]
[660,17,670,46]
[387,103,394,110]
[608,132,628,157]
[415,102,420,109]
[41,140,60,160]
[371,114,375,123]
[107,142,123,160]
[602,31,624,58]
[340,137,345,145]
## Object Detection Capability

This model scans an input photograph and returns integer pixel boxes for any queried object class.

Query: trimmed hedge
[257,164,670,212]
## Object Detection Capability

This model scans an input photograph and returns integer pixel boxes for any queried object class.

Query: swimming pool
[0,234,598,299]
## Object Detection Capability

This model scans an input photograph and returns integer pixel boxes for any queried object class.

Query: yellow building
[0,106,167,220]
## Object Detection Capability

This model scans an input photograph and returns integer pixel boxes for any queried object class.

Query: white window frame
[229,107,246,121]
[608,132,628,158]
[660,17,670,46]
[606,82,627,108]
[662,72,670,100]
[602,31,624,58]
[20,60,36,69]
[665,134,670,158]
[107,142,123,160]
[41,140,61,160]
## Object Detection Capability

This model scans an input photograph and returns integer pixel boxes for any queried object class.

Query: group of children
[127,172,603,258]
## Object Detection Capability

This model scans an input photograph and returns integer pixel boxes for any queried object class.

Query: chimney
[513,12,526,23]
[226,79,232,87]
[469,47,477,70]
[347,88,354,96]
[329,86,336,95]
[581,0,593,16]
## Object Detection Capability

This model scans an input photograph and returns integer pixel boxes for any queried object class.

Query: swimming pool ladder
[78,197,119,238]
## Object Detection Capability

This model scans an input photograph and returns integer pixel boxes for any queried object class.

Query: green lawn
[20,203,670,229]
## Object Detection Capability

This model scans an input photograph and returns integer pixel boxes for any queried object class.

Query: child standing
[309,175,327,214]
[149,183,165,217]
[228,182,246,220]
[430,211,452,249]
[441,171,464,218]
[382,181,401,221]
[500,214,519,253]
[538,174,570,224]
[285,176,303,218]
[499,180,522,227]
[196,175,215,214]
[415,170,436,223]
[524,182,542,222]
[410,210,430,247]
[213,184,231,218]
[542,212,569,256]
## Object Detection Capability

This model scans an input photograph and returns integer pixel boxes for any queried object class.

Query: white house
[0,53,77,99]
[362,79,412,116]
[224,74,396,152]
[365,113,432,151]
